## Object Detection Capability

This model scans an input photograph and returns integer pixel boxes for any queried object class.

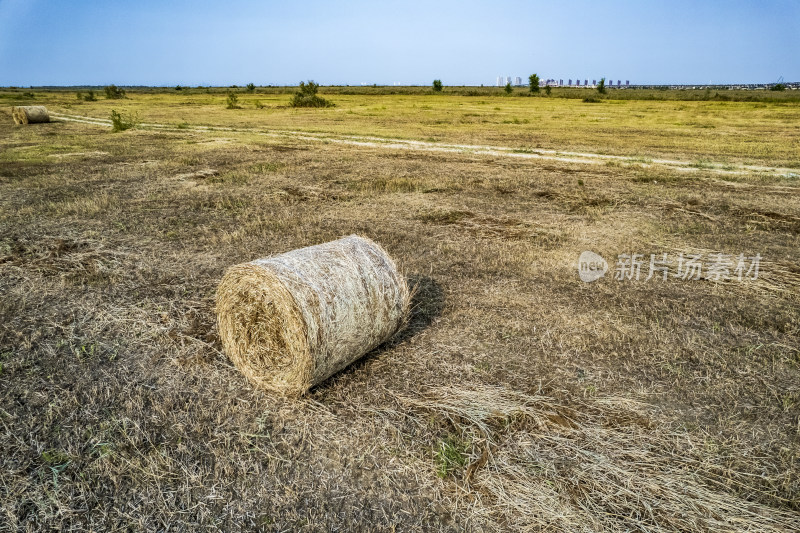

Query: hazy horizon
[0,0,797,87]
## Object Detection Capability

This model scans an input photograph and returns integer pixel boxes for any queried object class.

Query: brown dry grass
[1,95,799,531]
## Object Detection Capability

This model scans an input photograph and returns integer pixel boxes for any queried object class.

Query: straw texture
[216,235,409,395]
[12,106,50,124]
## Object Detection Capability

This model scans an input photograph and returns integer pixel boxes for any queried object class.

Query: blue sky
[0,0,797,86]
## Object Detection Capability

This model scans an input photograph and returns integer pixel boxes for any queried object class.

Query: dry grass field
[1,88,799,531]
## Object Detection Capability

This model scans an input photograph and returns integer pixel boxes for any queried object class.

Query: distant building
[584,79,588,86]
[497,76,503,87]
[559,79,563,86]
[617,80,621,87]
[592,79,596,86]
[626,80,630,86]
[515,76,522,86]
[506,76,512,85]
[568,79,572,86]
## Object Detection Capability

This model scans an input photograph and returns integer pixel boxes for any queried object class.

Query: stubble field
[1,87,799,531]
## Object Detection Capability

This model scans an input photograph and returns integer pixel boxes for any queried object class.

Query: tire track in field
[50,112,800,177]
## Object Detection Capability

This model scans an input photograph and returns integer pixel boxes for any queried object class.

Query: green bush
[226,90,240,109]
[110,109,138,132]
[84,90,97,102]
[545,86,552,96]
[289,81,334,108]
[771,83,786,91]
[529,73,540,93]
[504,82,512,95]
[432,79,443,92]
[246,82,256,93]
[104,84,126,99]
[597,78,606,94]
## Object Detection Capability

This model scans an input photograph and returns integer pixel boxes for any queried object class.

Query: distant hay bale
[11,106,50,124]
[216,235,410,395]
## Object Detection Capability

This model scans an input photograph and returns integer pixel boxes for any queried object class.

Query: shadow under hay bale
[216,235,410,396]
[396,274,444,341]
[308,274,444,391]
[11,105,50,124]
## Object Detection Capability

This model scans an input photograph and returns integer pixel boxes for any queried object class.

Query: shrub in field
[289,81,334,108]
[432,79,443,92]
[529,73,540,93]
[226,90,240,109]
[597,78,606,94]
[110,109,138,132]
[104,84,126,99]
[504,82,513,95]
[84,90,97,101]
[771,83,786,91]
[246,82,256,93]
[545,85,552,96]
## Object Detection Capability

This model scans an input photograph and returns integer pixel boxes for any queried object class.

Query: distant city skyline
[494,77,632,88]
[0,0,797,87]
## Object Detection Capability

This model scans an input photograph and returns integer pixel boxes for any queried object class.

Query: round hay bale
[216,235,410,395]
[12,105,50,124]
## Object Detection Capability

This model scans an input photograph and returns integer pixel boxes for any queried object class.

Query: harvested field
[1,89,799,531]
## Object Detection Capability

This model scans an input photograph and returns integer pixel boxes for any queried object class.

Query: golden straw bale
[11,105,50,124]
[216,235,409,395]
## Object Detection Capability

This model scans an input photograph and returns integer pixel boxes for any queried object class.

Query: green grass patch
[434,435,469,478]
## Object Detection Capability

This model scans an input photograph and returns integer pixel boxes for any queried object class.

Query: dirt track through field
[51,112,799,177]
